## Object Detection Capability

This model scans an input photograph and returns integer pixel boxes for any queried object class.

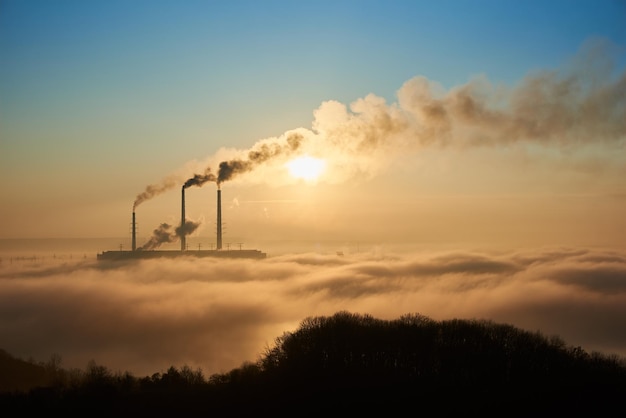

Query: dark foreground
[2,312,625,416]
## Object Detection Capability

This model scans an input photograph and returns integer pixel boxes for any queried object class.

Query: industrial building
[97,187,266,261]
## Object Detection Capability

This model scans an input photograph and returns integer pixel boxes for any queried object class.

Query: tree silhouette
[2,311,625,416]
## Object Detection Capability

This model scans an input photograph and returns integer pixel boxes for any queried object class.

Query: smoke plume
[133,176,179,210]
[137,40,625,199]
[175,220,201,239]
[139,221,201,251]
[213,40,624,186]
[304,40,626,181]
[184,168,216,189]
[216,132,304,184]
[138,223,177,250]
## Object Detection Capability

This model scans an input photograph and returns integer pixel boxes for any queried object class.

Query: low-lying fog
[1,246,625,377]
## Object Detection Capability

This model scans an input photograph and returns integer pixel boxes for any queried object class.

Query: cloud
[1,246,625,377]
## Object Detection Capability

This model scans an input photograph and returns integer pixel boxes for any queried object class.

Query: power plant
[97,186,266,261]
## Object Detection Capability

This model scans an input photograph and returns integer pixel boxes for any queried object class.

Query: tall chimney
[132,211,136,251]
[217,187,222,250]
[181,186,186,251]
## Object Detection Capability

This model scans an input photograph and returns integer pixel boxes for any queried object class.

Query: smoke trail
[207,40,624,186]
[216,132,304,184]
[139,223,177,250]
[137,40,625,196]
[178,131,303,189]
[395,40,626,149]
[184,168,216,189]
[133,176,179,210]
[394,70,626,148]
[139,220,202,251]
[175,220,201,239]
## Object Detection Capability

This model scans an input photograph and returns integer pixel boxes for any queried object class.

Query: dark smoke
[184,168,216,189]
[177,133,304,190]
[139,223,177,250]
[175,220,201,239]
[139,220,202,251]
[395,40,626,148]
[217,132,304,184]
[217,160,251,184]
[133,176,178,210]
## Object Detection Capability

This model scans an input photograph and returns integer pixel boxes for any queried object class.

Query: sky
[0,0,624,250]
[1,0,626,376]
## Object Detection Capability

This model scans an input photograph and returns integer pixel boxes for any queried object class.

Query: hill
[0,349,51,393]
[2,311,625,416]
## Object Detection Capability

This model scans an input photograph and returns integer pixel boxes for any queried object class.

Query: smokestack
[181,186,186,251]
[217,187,222,250]
[132,211,136,251]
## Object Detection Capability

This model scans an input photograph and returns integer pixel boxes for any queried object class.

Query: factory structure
[97,187,266,260]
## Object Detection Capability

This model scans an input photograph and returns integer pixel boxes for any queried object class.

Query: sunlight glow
[287,156,326,181]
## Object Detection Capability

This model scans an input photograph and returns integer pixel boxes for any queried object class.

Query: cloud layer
[1,246,625,377]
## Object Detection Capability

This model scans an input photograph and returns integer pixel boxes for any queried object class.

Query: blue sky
[1,0,625,243]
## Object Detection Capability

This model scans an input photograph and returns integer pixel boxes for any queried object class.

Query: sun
[286,155,326,181]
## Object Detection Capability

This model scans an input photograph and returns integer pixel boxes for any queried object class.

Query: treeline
[2,311,625,416]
